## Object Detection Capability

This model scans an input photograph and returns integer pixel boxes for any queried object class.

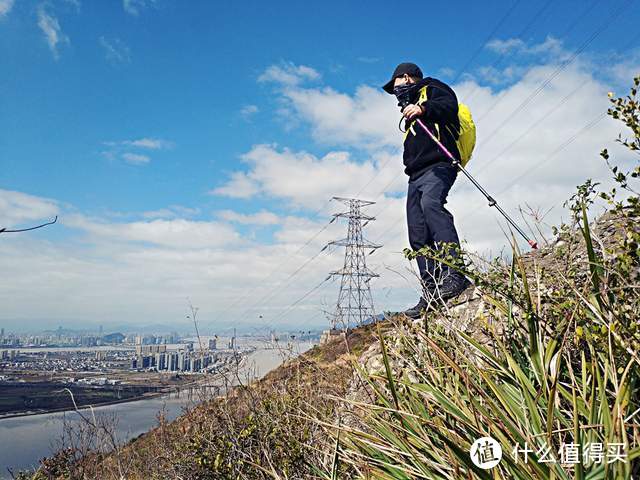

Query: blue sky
[1,0,639,333]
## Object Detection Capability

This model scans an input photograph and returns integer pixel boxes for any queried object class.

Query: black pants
[406,162,460,286]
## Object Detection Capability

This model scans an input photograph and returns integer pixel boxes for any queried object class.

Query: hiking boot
[438,272,472,302]
[402,284,437,319]
[402,297,428,319]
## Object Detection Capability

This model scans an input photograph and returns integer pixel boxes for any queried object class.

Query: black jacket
[402,77,460,180]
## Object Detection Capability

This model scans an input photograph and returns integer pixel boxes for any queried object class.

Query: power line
[458,111,607,226]
[230,174,385,323]
[463,0,555,103]
[213,1,565,326]
[471,78,591,177]
[215,0,524,326]
[214,198,335,322]
[225,242,337,326]
[353,152,399,199]
[264,197,383,329]
[362,0,619,227]
[475,0,630,149]
[452,0,523,84]
[268,276,333,325]
[217,152,404,323]
[371,110,607,251]
[339,4,631,310]
[244,18,640,324]
[473,0,600,122]
[378,110,608,283]
[468,13,640,186]
[353,0,527,217]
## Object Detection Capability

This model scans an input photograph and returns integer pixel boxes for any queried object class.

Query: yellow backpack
[404,85,477,167]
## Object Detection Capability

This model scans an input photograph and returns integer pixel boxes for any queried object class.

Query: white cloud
[526,37,565,57]
[64,214,242,249]
[258,62,320,86]
[607,57,640,87]
[0,0,14,18]
[122,152,150,165]
[280,84,400,149]
[142,205,200,219]
[102,137,173,165]
[486,36,564,58]
[99,36,131,64]
[240,104,259,119]
[123,0,154,16]
[63,0,81,12]
[474,36,569,86]
[476,64,527,86]
[485,38,525,55]
[37,4,69,60]
[209,171,260,199]
[216,210,280,226]
[437,67,455,78]
[126,137,173,149]
[211,144,403,209]
[105,137,173,150]
[357,56,381,64]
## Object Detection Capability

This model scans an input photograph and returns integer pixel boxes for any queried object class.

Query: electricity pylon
[328,197,381,330]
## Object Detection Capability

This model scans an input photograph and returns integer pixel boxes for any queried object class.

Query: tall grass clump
[318,78,640,479]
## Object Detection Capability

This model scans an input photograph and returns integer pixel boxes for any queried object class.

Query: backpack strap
[403,85,440,142]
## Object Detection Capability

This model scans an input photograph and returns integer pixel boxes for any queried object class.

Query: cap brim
[382,78,395,94]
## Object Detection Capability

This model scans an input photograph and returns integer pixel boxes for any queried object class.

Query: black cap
[382,62,423,94]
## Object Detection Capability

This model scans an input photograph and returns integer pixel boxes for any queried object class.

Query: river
[0,339,314,477]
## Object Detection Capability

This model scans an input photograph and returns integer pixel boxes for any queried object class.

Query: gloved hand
[402,103,425,120]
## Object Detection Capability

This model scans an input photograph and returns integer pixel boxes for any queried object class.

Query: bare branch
[0,216,58,234]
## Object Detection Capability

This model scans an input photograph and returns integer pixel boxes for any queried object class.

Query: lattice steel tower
[328,197,381,330]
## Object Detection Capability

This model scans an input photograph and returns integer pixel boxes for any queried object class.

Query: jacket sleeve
[420,82,458,124]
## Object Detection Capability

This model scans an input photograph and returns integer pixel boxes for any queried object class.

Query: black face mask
[393,82,420,109]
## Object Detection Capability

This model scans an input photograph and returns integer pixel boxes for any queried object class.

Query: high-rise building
[228,328,237,350]
[168,352,178,371]
[178,350,186,371]
[155,352,165,371]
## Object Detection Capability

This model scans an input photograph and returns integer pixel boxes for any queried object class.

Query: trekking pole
[414,118,538,249]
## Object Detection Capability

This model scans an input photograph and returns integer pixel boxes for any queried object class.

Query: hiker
[382,62,471,318]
